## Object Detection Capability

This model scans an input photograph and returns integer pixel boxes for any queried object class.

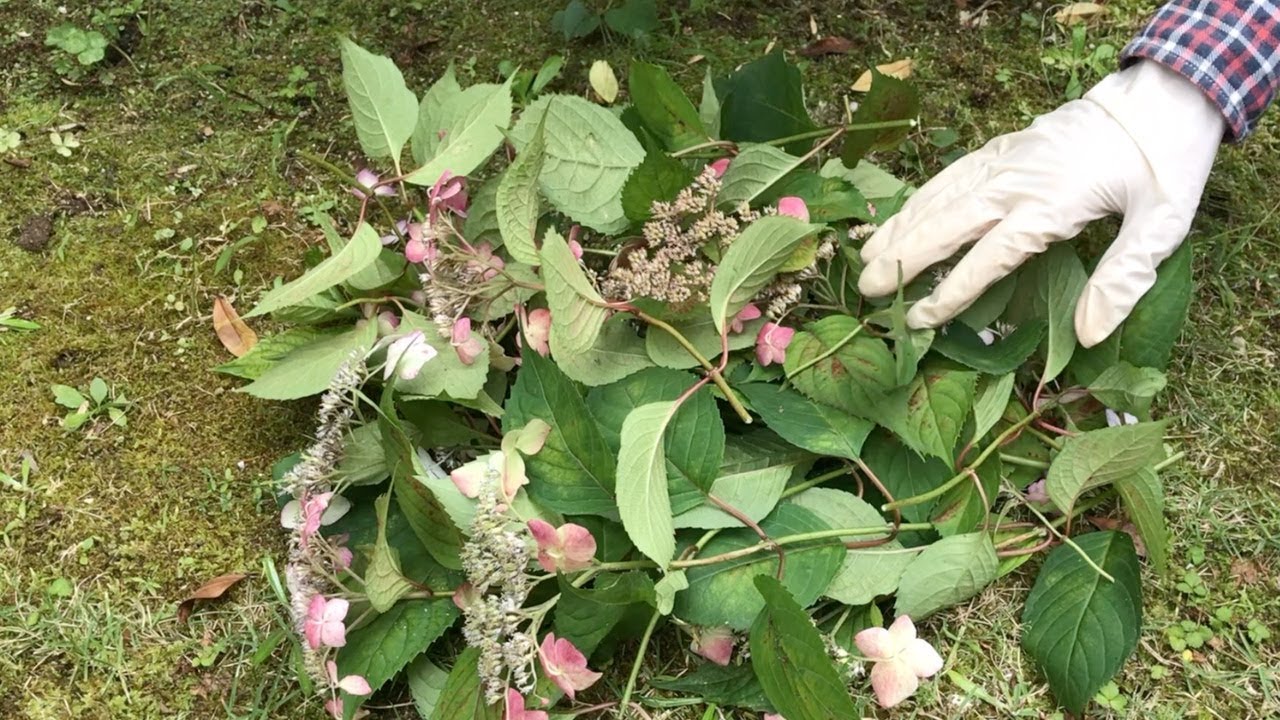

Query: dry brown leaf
[798,36,854,58]
[851,58,914,92]
[178,572,247,624]
[213,295,258,357]
[1230,558,1263,585]
[687,54,705,65]
[1087,516,1147,557]
[1054,2,1105,25]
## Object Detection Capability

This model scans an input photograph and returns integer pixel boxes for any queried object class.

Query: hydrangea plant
[222,38,1190,720]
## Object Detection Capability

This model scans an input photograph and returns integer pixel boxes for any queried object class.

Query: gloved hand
[857,60,1225,347]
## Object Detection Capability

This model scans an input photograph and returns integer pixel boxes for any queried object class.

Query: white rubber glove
[857,61,1225,347]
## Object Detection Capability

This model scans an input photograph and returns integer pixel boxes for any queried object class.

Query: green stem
[670,523,934,569]
[619,608,662,712]
[999,453,1051,470]
[780,467,850,499]
[633,309,752,424]
[764,119,917,148]
[784,324,864,379]
[1153,450,1185,472]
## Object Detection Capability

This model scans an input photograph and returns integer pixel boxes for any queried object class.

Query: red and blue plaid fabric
[1123,1,1280,140]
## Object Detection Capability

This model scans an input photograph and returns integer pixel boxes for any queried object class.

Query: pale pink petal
[901,638,944,678]
[755,323,794,367]
[405,238,431,263]
[763,715,785,720]
[325,698,344,720]
[450,459,487,498]
[334,546,354,571]
[854,626,895,661]
[557,523,597,571]
[1024,479,1049,504]
[527,519,558,548]
[776,196,810,223]
[708,158,731,178]
[886,615,918,646]
[568,240,584,260]
[280,499,303,529]
[525,308,551,357]
[730,304,762,334]
[452,582,479,611]
[870,658,919,708]
[513,419,552,455]
[506,689,549,720]
[337,673,373,696]
[326,660,341,685]
[538,634,601,700]
[304,595,326,649]
[501,451,529,501]
[691,626,735,666]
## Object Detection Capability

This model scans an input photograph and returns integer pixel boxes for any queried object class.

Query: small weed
[1093,681,1128,712]
[48,129,81,157]
[0,128,20,151]
[0,306,40,332]
[45,24,109,70]
[1040,23,1117,99]
[50,377,130,430]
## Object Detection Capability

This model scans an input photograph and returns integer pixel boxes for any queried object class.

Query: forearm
[1123,1,1280,140]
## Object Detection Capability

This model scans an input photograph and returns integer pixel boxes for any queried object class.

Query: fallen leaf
[1087,516,1147,557]
[852,58,914,92]
[178,572,247,624]
[1054,2,1105,24]
[798,36,854,58]
[213,296,258,357]
[588,60,619,104]
[1230,558,1262,585]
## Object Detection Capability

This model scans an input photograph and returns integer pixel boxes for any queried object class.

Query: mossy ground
[1,1,1277,718]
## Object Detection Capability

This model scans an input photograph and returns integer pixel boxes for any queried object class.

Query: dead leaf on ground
[1230,558,1263,585]
[213,295,258,357]
[798,36,854,58]
[851,58,914,92]
[1054,2,1105,25]
[1088,516,1147,557]
[178,572,247,624]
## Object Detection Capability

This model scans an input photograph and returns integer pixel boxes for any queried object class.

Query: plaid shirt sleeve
[1122,1,1280,140]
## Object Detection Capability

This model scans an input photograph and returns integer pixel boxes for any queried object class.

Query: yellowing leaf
[212,295,258,357]
[1055,2,1105,25]
[851,58,914,92]
[589,60,619,104]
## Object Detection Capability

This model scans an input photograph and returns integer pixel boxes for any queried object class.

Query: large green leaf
[337,600,458,720]
[554,572,656,656]
[645,315,763,369]
[405,77,513,185]
[410,65,462,163]
[716,53,816,155]
[495,115,545,265]
[340,38,417,163]
[676,503,843,630]
[216,326,340,380]
[1087,362,1167,416]
[407,656,450,720]
[397,312,490,401]
[1045,421,1167,513]
[347,248,408,292]
[788,488,910,605]
[1022,532,1142,716]
[894,532,998,618]
[699,67,721,139]
[1115,466,1168,574]
[431,648,500,720]
[930,454,1001,537]
[709,216,816,333]
[930,320,1047,375]
[749,576,863,720]
[616,401,682,566]
[840,69,920,168]
[860,429,952,523]
[971,372,1015,443]
[240,322,377,400]
[739,383,873,460]
[504,348,617,515]
[672,438,805,529]
[554,313,654,387]
[819,158,915,202]
[783,316,897,422]
[382,391,464,569]
[1012,244,1087,383]
[541,227,609,357]
[766,171,873,223]
[882,367,977,463]
[245,223,382,318]
[508,94,645,232]
[336,423,388,486]
[629,61,707,151]
[717,144,804,208]
[651,662,770,711]
[621,150,696,223]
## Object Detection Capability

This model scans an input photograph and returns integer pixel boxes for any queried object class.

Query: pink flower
[403,222,436,264]
[351,168,395,200]
[428,171,469,222]
[505,688,548,720]
[384,330,437,381]
[1024,479,1050,505]
[451,318,486,366]
[729,304,761,334]
[763,715,786,720]
[380,218,410,246]
[524,308,551,357]
[855,615,944,709]
[527,519,597,573]
[538,633,602,700]
[450,455,490,498]
[708,158,731,178]
[690,626,736,666]
[324,698,344,719]
[304,595,349,649]
[334,545,354,571]
[326,660,372,696]
[451,582,479,611]
[281,493,351,545]
[301,492,332,544]
[755,323,795,366]
[467,242,505,281]
[568,239,584,260]
[776,196,809,223]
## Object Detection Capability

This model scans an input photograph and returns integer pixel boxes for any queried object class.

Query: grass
[1,1,1277,718]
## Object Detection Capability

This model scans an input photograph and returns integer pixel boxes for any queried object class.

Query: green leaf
[51,384,85,409]
[621,150,696,223]
[860,429,952,522]
[410,65,462,164]
[554,572,656,656]
[930,454,1001,537]
[541,227,609,357]
[336,423,389,486]
[88,377,108,404]
[462,180,502,247]
[405,77,513,185]
[672,449,799,530]
[1115,466,1168,574]
[971,372,1015,442]
[749,575,863,720]
[739,384,872,461]
[882,367,978,463]
[709,215,816,333]
[819,158,915,202]
[347,248,408,291]
[1088,362,1167,416]
[654,570,688,615]
[651,662,770,711]
[1118,241,1192,370]
[1022,531,1142,716]
[767,171,872,223]
[241,322,377,400]
[894,532,998,619]
[431,648,500,720]
[645,315,762,369]
[504,348,617,515]
[716,53,816,155]
[531,55,565,96]
[550,0,600,40]
[245,223,382,318]
[616,401,682,566]
[840,69,920,168]
[508,94,645,232]
[1045,421,1167,513]
[716,144,804,208]
[495,115,546,265]
[382,391,465,569]
[956,273,1018,331]
[699,67,721,139]
[930,320,1047,375]
[676,503,843,630]
[407,655,450,720]
[554,313,655,386]
[783,316,898,423]
[397,312,490,401]
[340,38,418,163]
[603,0,659,39]
[629,61,707,151]
[363,493,417,612]
[337,599,458,719]
[1012,244,1088,383]
[788,488,911,605]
